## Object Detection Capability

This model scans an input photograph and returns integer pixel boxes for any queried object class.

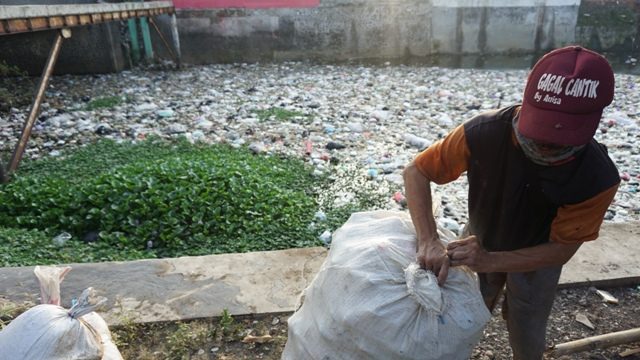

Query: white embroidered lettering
[589,81,599,98]
[565,79,575,96]
[565,78,600,99]
[543,94,562,105]
[538,74,548,90]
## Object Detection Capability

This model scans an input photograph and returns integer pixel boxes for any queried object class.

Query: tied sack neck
[512,115,585,166]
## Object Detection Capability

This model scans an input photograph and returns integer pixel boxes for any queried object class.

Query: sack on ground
[283,210,492,360]
[0,266,123,360]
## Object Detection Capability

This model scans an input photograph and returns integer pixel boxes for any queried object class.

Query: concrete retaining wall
[158,0,639,66]
[1,0,638,74]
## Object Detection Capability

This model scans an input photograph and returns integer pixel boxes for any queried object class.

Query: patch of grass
[255,107,308,122]
[166,322,211,359]
[217,309,243,340]
[0,301,32,330]
[116,312,280,359]
[112,313,142,349]
[85,96,124,111]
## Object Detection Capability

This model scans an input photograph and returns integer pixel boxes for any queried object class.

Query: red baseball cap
[519,46,615,146]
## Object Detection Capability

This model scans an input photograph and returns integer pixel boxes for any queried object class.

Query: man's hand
[447,235,493,273]
[417,240,450,286]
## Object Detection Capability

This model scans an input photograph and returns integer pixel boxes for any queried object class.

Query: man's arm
[447,182,618,273]
[447,236,581,273]
[403,162,450,285]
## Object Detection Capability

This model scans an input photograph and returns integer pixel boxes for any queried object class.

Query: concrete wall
[161,0,638,66]
[1,0,639,74]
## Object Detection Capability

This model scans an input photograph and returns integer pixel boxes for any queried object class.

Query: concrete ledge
[0,247,327,325]
[0,222,638,325]
[559,221,640,288]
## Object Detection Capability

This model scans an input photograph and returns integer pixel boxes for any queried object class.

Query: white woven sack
[0,266,123,360]
[283,210,491,360]
[82,312,124,360]
[0,288,104,360]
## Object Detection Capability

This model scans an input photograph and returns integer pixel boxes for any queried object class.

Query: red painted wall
[173,0,320,9]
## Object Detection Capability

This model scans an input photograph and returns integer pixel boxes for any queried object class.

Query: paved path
[0,221,638,325]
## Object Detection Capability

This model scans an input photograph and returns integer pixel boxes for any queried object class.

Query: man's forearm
[404,162,451,283]
[403,163,439,245]
[479,241,582,273]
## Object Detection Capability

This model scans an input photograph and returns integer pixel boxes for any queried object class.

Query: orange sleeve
[414,124,470,185]
[550,183,620,244]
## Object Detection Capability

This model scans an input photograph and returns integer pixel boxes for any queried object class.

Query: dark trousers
[478,266,563,360]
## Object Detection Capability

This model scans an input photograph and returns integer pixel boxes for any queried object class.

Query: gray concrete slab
[0,222,638,326]
[0,247,327,325]
[559,221,640,288]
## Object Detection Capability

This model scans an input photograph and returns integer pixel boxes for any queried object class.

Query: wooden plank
[7,19,29,33]
[0,2,175,37]
[48,16,64,28]
[0,2,174,20]
[64,15,78,26]
[79,15,91,25]
[28,17,49,31]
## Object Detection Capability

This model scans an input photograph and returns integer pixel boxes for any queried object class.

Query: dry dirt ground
[112,284,640,360]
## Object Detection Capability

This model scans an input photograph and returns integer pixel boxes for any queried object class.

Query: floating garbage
[1,63,638,226]
[53,232,71,246]
[319,230,332,245]
[157,109,175,118]
[314,210,327,221]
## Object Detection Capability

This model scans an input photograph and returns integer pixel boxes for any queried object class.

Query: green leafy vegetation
[0,227,149,267]
[166,322,211,359]
[255,107,307,122]
[85,95,125,110]
[0,137,387,267]
[217,309,242,340]
[111,312,142,349]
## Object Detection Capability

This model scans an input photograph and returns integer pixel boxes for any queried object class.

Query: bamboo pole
[148,17,176,62]
[548,328,640,357]
[8,28,70,176]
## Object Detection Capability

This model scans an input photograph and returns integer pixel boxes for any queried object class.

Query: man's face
[528,140,571,158]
